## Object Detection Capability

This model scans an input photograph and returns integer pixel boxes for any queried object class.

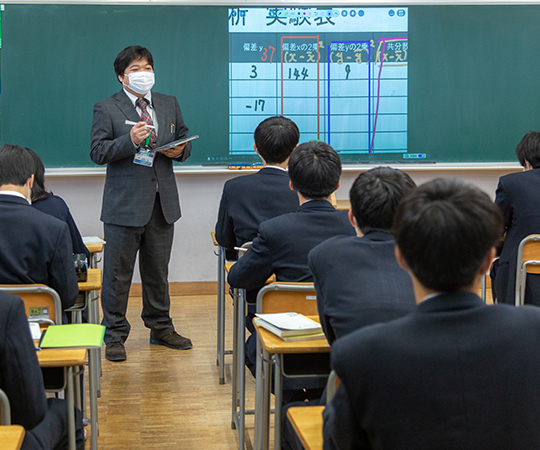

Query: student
[215,115,300,262]
[0,144,79,311]
[228,141,355,395]
[492,130,540,305]
[308,167,417,345]
[0,291,85,450]
[324,178,540,450]
[26,147,90,260]
[228,141,355,291]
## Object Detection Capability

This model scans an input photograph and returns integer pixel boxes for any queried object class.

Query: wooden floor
[90,294,258,449]
[88,285,493,449]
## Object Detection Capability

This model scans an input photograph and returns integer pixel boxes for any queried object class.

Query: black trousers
[22,398,84,450]
[101,193,175,343]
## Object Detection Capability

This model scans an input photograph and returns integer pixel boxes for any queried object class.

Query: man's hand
[130,122,151,146]
[159,143,186,158]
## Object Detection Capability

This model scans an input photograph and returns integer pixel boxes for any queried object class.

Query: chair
[254,282,324,450]
[515,234,540,306]
[212,231,231,385]
[228,241,252,449]
[0,285,62,328]
[0,388,11,425]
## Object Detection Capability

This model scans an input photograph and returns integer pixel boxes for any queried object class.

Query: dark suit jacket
[494,169,540,305]
[228,199,355,290]
[0,195,79,310]
[0,292,47,431]
[215,167,299,257]
[90,90,191,227]
[324,292,540,449]
[32,195,90,259]
[0,292,83,450]
[308,232,416,345]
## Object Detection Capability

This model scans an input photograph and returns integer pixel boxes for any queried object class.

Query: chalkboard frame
[0,0,536,171]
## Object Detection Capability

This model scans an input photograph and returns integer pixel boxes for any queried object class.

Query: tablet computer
[155,135,199,152]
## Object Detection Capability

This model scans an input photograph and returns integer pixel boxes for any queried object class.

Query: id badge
[133,149,155,167]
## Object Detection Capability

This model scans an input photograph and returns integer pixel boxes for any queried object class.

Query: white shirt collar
[422,292,444,303]
[264,165,287,172]
[123,88,153,108]
[0,190,30,204]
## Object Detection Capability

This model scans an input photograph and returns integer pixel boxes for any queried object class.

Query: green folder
[39,324,105,349]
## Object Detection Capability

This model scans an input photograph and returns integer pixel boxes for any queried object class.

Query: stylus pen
[125,120,155,129]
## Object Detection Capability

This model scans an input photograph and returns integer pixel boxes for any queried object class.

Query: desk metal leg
[274,355,283,450]
[89,348,99,450]
[254,337,272,450]
[236,289,246,449]
[262,349,272,450]
[231,288,239,429]
[254,335,264,450]
[67,367,76,450]
[217,247,226,384]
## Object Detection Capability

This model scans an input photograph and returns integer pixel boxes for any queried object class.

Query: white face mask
[123,71,155,95]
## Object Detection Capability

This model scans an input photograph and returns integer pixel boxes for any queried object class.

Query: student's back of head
[0,144,34,187]
[24,148,53,202]
[254,116,299,164]
[393,178,503,292]
[516,130,540,169]
[288,141,341,199]
[350,167,416,234]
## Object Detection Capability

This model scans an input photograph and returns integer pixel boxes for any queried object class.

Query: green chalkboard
[0,4,229,168]
[0,4,539,167]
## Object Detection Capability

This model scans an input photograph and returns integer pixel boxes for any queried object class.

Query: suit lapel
[152,94,169,147]
[114,90,140,124]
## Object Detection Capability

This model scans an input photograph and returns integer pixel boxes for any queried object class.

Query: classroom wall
[45,166,518,284]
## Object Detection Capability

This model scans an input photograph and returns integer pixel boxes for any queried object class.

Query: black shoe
[150,331,193,350]
[105,342,126,362]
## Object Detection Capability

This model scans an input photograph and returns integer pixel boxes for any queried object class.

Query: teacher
[90,45,193,362]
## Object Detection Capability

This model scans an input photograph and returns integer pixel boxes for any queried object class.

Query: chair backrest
[256,282,317,315]
[326,370,341,403]
[514,234,540,306]
[0,285,62,326]
[0,388,11,425]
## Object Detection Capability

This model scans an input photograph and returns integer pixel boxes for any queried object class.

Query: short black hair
[0,144,35,187]
[350,167,416,234]
[25,148,53,202]
[114,46,154,81]
[254,116,299,164]
[516,131,540,169]
[393,178,503,292]
[288,141,341,199]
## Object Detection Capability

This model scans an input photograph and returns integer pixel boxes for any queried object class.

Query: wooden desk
[336,199,351,211]
[0,425,25,450]
[37,348,87,368]
[84,242,104,255]
[84,237,105,270]
[254,317,330,450]
[37,349,87,450]
[287,406,324,450]
[78,268,102,293]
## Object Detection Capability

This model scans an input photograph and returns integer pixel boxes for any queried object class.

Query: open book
[254,313,326,342]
